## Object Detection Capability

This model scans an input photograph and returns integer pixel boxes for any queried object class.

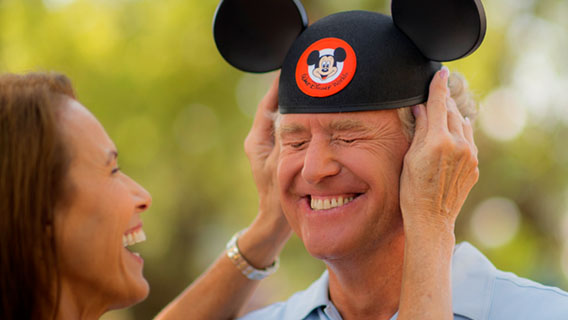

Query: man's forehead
[277,112,380,135]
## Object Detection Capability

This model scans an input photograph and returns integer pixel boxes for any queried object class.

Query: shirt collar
[451,241,497,320]
[290,242,497,320]
[284,270,331,319]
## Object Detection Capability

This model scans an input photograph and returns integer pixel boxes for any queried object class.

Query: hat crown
[279,11,441,113]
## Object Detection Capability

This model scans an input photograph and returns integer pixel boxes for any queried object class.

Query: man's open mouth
[309,194,362,211]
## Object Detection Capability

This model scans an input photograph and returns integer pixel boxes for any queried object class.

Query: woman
[0,72,291,319]
[1,73,148,318]
[0,70,475,319]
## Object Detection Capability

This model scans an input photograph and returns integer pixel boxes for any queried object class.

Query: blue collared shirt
[239,242,568,320]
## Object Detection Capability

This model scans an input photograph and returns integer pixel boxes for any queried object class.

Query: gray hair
[397,72,477,141]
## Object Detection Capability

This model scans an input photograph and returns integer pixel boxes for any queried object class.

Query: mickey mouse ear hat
[213,0,486,113]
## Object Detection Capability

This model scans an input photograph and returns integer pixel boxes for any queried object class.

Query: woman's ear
[213,0,308,73]
[391,0,486,62]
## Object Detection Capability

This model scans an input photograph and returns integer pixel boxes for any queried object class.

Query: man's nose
[301,138,341,185]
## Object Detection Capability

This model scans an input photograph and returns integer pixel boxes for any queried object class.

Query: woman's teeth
[310,196,354,211]
[123,229,146,247]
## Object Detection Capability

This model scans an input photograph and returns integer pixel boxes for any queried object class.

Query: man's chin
[301,231,357,262]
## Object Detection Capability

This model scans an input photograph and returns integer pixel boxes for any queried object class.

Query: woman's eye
[340,138,356,144]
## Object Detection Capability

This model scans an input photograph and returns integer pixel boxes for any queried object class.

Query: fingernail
[412,105,421,117]
[440,66,449,79]
[465,117,471,125]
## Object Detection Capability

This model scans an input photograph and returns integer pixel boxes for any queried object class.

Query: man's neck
[326,230,406,320]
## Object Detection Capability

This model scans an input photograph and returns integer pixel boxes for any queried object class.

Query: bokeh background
[1,0,568,318]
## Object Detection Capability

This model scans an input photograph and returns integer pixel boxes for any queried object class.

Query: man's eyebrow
[277,123,308,137]
[105,150,118,166]
[328,119,369,132]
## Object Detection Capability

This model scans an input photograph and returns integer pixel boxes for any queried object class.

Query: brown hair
[0,73,75,319]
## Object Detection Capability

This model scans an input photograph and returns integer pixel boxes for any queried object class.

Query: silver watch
[225,230,279,280]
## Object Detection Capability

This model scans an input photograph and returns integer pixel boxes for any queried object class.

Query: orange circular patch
[295,37,357,98]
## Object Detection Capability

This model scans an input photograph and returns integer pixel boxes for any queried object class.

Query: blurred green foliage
[1,0,567,319]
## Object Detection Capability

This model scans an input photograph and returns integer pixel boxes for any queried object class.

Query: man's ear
[391,0,486,62]
[213,0,308,73]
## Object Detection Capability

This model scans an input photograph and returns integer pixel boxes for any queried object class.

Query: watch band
[225,230,279,280]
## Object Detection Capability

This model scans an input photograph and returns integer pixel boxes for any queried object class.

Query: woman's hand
[238,73,292,268]
[400,67,479,234]
[156,74,291,320]
[397,67,479,320]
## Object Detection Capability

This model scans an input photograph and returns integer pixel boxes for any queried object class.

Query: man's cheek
[276,159,296,209]
[277,153,303,187]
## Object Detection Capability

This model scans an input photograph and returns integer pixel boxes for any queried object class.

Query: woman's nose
[128,177,152,213]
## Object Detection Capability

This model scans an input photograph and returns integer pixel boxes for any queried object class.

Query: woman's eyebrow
[105,150,118,166]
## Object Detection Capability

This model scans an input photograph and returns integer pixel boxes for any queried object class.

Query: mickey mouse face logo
[296,38,357,98]
[308,48,346,83]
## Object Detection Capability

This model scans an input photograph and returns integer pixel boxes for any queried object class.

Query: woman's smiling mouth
[122,228,146,247]
[122,225,146,263]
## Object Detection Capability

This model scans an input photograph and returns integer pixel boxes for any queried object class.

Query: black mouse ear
[334,48,346,62]
[307,51,320,65]
[213,0,308,73]
[391,0,486,62]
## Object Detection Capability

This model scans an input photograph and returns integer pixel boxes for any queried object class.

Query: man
[159,70,568,320]
[158,1,568,319]
[214,0,568,319]
[237,69,568,320]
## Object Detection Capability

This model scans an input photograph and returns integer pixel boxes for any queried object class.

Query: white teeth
[310,196,355,211]
[135,230,146,242]
[122,229,147,247]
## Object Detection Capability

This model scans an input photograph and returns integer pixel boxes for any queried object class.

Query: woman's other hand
[239,73,292,269]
